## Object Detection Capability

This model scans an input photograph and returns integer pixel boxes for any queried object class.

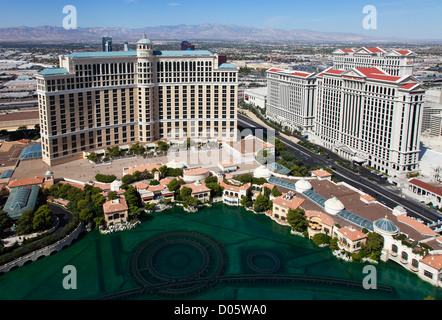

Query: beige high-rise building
[36,35,238,166]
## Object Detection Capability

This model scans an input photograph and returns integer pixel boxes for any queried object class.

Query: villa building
[271,191,305,224]
[36,34,238,166]
[220,181,250,206]
[103,197,129,227]
[334,226,368,253]
[181,181,211,203]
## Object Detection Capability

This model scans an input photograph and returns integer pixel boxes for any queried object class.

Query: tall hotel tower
[312,67,425,175]
[36,35,238,166]
[264,47,425,176]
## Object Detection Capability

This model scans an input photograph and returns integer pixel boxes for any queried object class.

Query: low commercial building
[244,87,267,110]
[407,178,442,208]
[218,161,238,173]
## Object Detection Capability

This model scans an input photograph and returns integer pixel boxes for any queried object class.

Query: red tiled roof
[305,210,334,227]
[181,182,210,194]
[273,194,305,211]
[364,47,386,53]
[324,69,345,75]
[420,255,442,271]
[395,50,412,56]
[311,169,332,177]
[401,83,418,89]
[8,177,44,188]
[356,68,401,82]
[397,214,438,236]
[342,49,354,53]
[409,179,442,197]
[219,181,250,193]
[183,167,210,176]
[337,226,367,241]
[103,198,128,214]
[148,184,166,192]
[291,72,311,78]
[268,68,284,73]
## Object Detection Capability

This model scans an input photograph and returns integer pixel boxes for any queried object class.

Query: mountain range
[0,24,386,43]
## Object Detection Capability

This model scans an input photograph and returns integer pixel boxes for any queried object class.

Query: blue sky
[1,0,442,39]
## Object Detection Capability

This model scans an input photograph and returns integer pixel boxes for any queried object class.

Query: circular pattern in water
[130,230,225,296]
[247,251,281,274]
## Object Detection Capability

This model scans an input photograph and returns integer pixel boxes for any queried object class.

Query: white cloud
[168,2,180,6]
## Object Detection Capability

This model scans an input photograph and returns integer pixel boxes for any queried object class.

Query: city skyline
[0,0,442,40]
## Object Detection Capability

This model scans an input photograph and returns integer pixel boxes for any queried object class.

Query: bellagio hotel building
[36,35,238,166]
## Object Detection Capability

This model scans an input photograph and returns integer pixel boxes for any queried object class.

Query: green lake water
[0,203,441,300]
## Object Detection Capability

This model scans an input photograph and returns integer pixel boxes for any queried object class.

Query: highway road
[238,113,442,225]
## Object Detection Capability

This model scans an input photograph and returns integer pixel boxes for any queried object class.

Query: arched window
[392,244,398,253]
[412,259,419,269]
[401,251,408,261]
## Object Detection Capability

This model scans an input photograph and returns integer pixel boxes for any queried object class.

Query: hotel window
[424,270,433,279]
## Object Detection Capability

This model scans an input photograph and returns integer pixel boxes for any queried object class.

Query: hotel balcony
[410,265,419,272]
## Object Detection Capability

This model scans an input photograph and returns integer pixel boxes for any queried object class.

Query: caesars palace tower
[36,35,238,166]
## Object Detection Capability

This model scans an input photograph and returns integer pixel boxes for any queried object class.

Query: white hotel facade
[36,35,238,166]
[265,47,426,176]
[266,69,316,133]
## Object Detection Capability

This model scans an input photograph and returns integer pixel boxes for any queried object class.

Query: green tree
[79,208,94,223]
[159,165,169,177]
[122,174,135,185]
[271,187,282,197]
[149,179,160,186]
[107,191,117,200]
[180,186,193,199]
[329,237,339,251]
[32,205,53,231]
[286,208,308,232]
[157,141,169,152]
[361,232,384,260]
[0,210,10,237]
[77,199,89,210]
[130,142,146,155]
[254,194,270,213]
[16,210,35,235]
[240,195,252,208]
[92,193,106,208]
[86,152,98,163]
[312,233,331,246]
[167,179,182,193]
[205,182,224,198]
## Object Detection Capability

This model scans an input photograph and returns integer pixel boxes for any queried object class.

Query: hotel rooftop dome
[253,165,272,179]
[324,196,345,215]
[295,179,312,193]
[137,34,152,45]
[373,216,399,236]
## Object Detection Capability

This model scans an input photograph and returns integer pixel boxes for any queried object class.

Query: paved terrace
[10,149,260,183]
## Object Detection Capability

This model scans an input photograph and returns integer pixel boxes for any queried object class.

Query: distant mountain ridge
[0,24,380,43]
